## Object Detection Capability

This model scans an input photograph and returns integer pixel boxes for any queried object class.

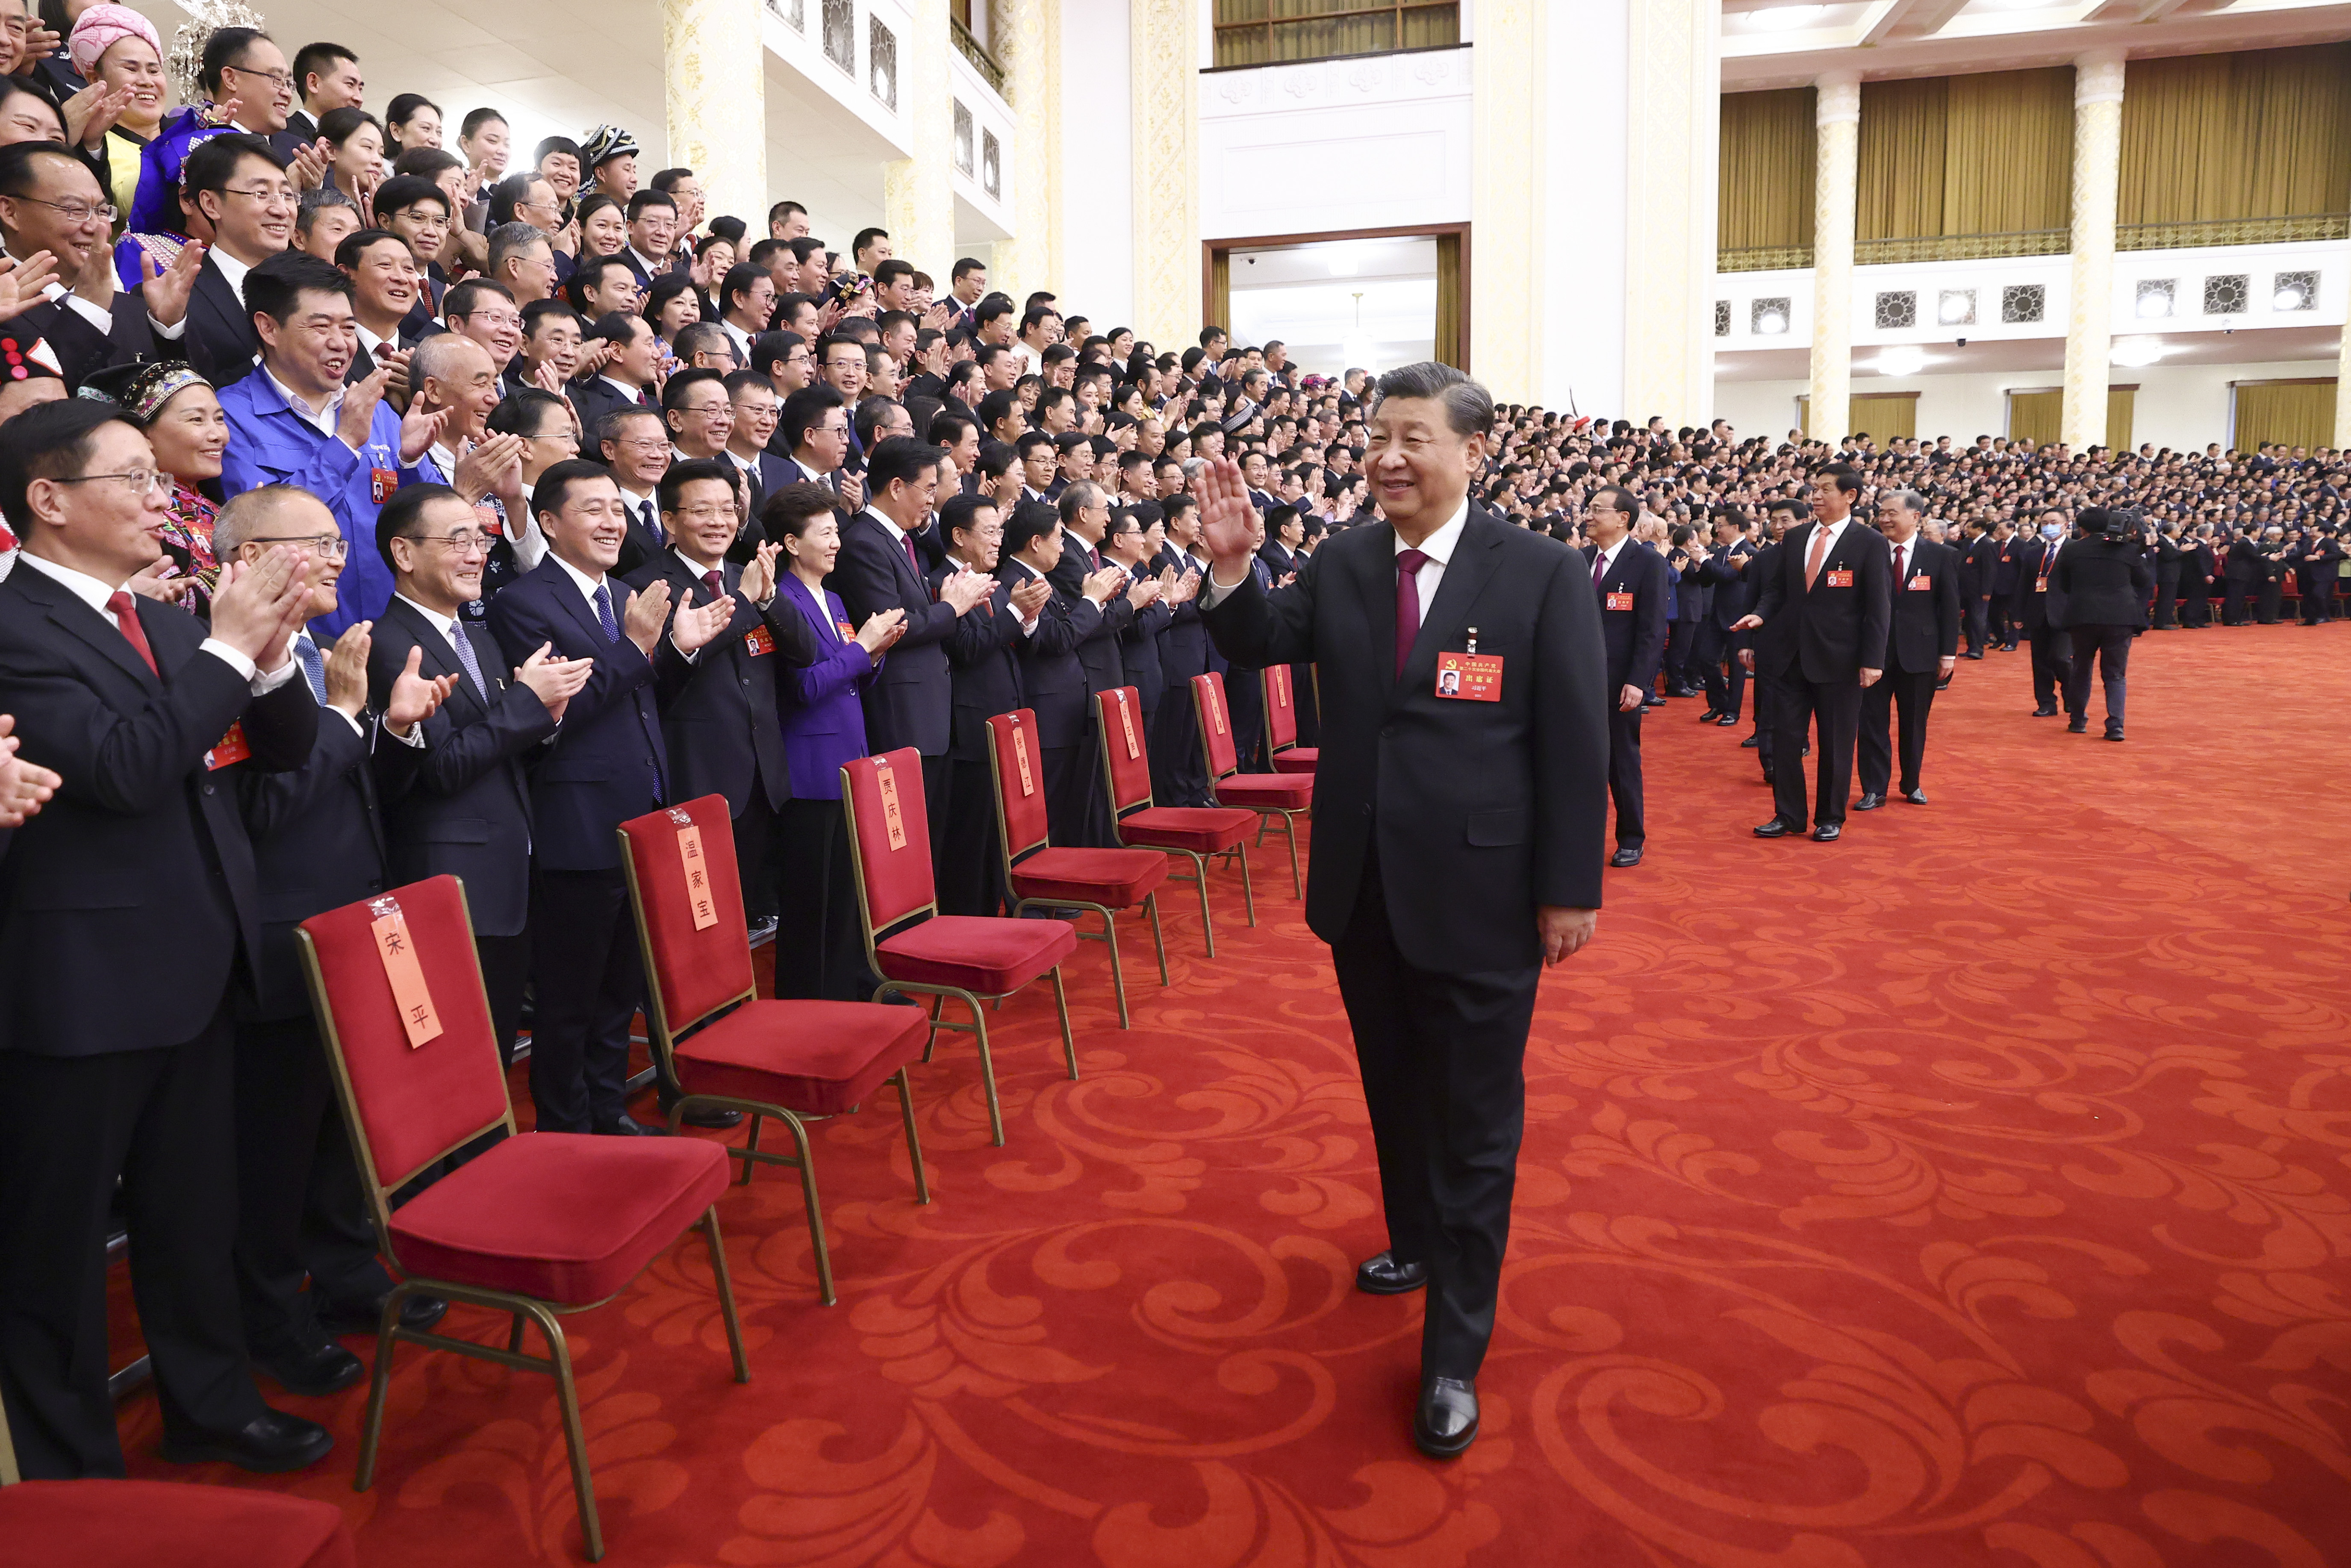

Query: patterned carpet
[112,624,2351,1567]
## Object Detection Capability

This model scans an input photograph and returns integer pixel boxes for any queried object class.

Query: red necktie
[1591,548,1605,586]
[702,568,723,601]
[107,591,158,676]
[1805,526,1830,588]
[1894,544,1906,583]
[1395,548,1429,677]
[903,533,921,577]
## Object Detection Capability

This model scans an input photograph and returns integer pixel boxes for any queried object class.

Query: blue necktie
[592,581,621,643]
[294,634,327,703]
[448,619,486,699]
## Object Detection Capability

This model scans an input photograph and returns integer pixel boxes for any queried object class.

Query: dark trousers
[2181,579,2212,628]
[2064,626,2133,724]
[2299,579,2333,624]
[0,1012,267,1477]
[734,791,780,924]
[526,867,642,1133]
[1859,668,1936,797]
[2257,581,2283,624]
[1149,685,1208,806]
[775,797,879,1002]
[1331,849,1537,1383]
[1768,669,1862,829]
[1045,735,1110,847]
[1662,619,1697,691]
[1225,668,1265,774]
[1605,704,1644,847]
[2222,581,2254,625]
[2153,575,2180,628]
[478,931,530,1070]
[919,751,953,870]
[2027,623,2072,709]
[1692,621,1730,715]
[1753,661,1784,777]
[1965,594,1992,653]
[233,1014,392,1359]
[940,756,1005,916]
[1287,662,1318,747]
[1994,594,2020,646]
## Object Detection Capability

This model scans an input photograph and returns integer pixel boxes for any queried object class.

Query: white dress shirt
[262,365,346,442]
[15,553,296,692]
[1590,535,1629,584]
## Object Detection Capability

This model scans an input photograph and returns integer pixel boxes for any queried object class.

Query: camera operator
[2050,507,2155,741]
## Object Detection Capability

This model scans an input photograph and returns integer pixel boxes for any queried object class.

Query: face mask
[2040,524,2062,541]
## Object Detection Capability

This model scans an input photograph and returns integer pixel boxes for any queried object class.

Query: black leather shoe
[1965,650,1985,659]
[1739,735,1760,748]
[1413,1376,1479,1459]
[159,1409,333,1473]
[2032,706,2057,717]
[1609,844,1644,868]
[318,1291,448,1337]
[660,1094,745,1130]
[1716,713,1740,726]
[1753,818,1797,838]
[2067,716,2089,733]
[1903,788,1929,805]
[2105,724,2125,742]
[1812,823,1841,842]
[1354,1250,1427,1294]
[1697,709,1721,723]
[1854,793,1884,811]
[254,1341,365,1397]
[1935,678,1952,692]
[599,1115,671,1136]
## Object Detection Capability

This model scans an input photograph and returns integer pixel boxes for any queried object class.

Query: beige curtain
[2008,390,2062,447]
[1718,88,1816,252]
[1858,78,1948,242]
[2233,381,2339,452]
[1213,1,1460,68]
[2120,46,2351,224]
[2106,388,2135,452]
[1850,393,1918,442]
[1942,68,2071,235]
[1433,232,1464,371]
[1210,249,1231,341]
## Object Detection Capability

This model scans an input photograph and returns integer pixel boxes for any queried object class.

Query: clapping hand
[854,606,907,653]
[126,557,198,604]
[622,580,673,654]
[670,592,738,653]
[0,714,61,830]
[513,642,592,721]
[939,568,993,615]
[1193,457,1260,582]
[208,548,316,672]
[1008,574,1051,621]
[1081,564,1126,603]
[383,644,457,733]
[325,624,373,718]
[0,251,58,324]
[739,541,783,604]
[138,243,203,329]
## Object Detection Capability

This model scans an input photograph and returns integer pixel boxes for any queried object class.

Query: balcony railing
[952,18,1005,97]
[1724,215,2351,273]
[1719,244,1813,273]
[2117,214,2349,251]
[1855,230,2069,265]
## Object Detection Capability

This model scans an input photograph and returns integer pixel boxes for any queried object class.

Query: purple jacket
[777,575,878,800]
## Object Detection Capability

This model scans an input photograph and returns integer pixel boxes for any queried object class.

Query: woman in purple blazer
[768,483,907,1000]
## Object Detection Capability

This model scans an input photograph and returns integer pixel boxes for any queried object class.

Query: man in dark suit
[828,436,994,864]
[2016,512,2073,715]
[0,141,199,388]
[1199,363,1607,1459]
[1856,491,1959,809]
[370,484,579,1064]
[933,494,1043,915]
[1693,511,1752,724]
[1960,519,1999,656]
[1108,503,1176,746]
[1049,482,1148,841]
[2221,524,2263,627]
[1579,487,1669,867]
[178,134,298,386]
[211,488,452,1400]
[999,500,1120,849]
[0,400,328,1478]
[595,406,673,580]
[1743,500,1800,783]
[1149,494,1212,807]
[1732,464,1892,842]
[485,460,737,1135]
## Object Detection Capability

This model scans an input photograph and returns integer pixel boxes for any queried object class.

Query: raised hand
[138,242,203,329]
[1194,457,1259,580]
[383,644,457,732]
[451,432,527,503]
[126,556,197,603]
[739,541,782,605]
[208,548,315,670]
[61,79,135,151]
[287,139,331,194]
[325,624,373,717]
[69,231,116,311]
[836,470,866,511]
[398,403,450,466]
[514,642,593,720]
[669,592,737,653]
[854,606,907,653]
[0,251,57,324]
[337,365,392,452]
[939,568,993,615]
[0,715,62,830]
[622,580,673,654]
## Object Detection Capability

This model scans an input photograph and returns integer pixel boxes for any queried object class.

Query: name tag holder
[205,721,250,771]
[368,895,442,1048]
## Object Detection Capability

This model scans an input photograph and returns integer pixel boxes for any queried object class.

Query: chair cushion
[386,1132,728,1305]
[1009,846,1169,909]
[875,914,1078,994]
[673,999,928,1116]
[0,1480,355,1568]
[1116,806,1257,853]
[1272,747,1317,774]
[1214,772,1315,809]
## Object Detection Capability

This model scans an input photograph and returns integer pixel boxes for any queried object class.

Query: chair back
[841,747,937,941]
[1191,671,1240,781]
[618,797,755,1058]
[1264,665,1299,753]
[1094,686,1155,815]
[984,711,1051,868]
[297,876,512,1208]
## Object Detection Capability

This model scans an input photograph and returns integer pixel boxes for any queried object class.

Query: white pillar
[1127,0,1198,353]
[1807,73,1859,442]
[882,0,956,277]
[2063,51,2125,451]
[663,0,765,236]
[1470,0,1547,399]
[1621,0,1722,427]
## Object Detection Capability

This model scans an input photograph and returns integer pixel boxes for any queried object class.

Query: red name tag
[743,624,775,656]
[1270,667,1290,708]
[371,468,398,506]
[675,817,718,930]
[1114,688,1140,758]
[875,760,907,850]
[1909,574,1933,590]
[1011,720,1034,796]
[474,502,504,539]
[836,619,855,641]
[1604,591,1634,612]
[368,896,441,1048]
[205,721,250,770]
[1435,652,1503,701]
[1825,569,1853,588]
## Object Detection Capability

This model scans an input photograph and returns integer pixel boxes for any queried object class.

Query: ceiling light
[1745,5,1830,32]
[1937,294,1973,325]
[1874,347,1927,377]
[2136,291,2171,319]
[1756,309,1789,335]
[2272,284,2307,310]
[2110,337,2166,367]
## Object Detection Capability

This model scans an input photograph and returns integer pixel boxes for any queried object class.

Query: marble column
[1807,73,1859,442]
[882,0,956,276]
[1621,0,1721,426]
[2336,310,2351,450]
[2063,51,2125,451]
[1128,0,1198,354]
[662,0,765,235]
[992,0,1060,303]
[1469,0,1546,399]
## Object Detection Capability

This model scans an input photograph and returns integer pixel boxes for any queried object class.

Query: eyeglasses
[610,437,671,453]
[248,533,352,559]
[406,531,494,554]
[6,194,118,225]
[220,183,298,208]
[665,504,734,523]
[223,64,295,90]
[525,430,580,445]
[53,468,167,496]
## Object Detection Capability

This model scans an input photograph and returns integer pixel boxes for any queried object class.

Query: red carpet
[109,625,2351,1567]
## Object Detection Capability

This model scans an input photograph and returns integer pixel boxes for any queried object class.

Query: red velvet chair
[0,1397,357,1567]
[618,797,931,1306]
[1191,671,1314,897]
[297,876,746,1562]
[1262,664,1317,775]
[985,709,1168,1028]
[1095,686,1259,955]
[840,749,1078,1146]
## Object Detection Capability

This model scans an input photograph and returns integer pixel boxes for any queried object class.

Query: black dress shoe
[1903,788,1929,805]
[598,1115,672,1136]
[1812,823,1841,842]
[1854,793,1884,811]
[2067,716,2088,733]
[1355,1250,1428,1294]
[159,1409,333,1473]
[1739,735,1760,748]
[1934,678,1952,692]
[1609,844,1644,868]
[2105,724,2125,742]
[660,1093,746,1130]
[1965,650,1985,659]
[1716,713,1740,726]
[1414,1376,1479,1459]
[2032,706,2057,717]
[318,1291,448,1337]
[1697,709,1721,723]
[254,1341,365,1397]
[1753,818,1797,838]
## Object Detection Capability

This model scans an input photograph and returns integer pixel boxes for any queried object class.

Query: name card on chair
[876,760,908,849]
[1011,719,1034,796]
[1271,668,1289,708]
[675,821,718,930]
[1206,685,1225,735]
[1114,689,1140,758]
[368,896,442,1048]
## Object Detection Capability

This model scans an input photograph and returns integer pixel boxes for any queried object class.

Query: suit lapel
[28,574,164,693]
[1396,508,1504,704]
[390,598,486,718]
[548,562,615,645]
[1349,521,1399,689]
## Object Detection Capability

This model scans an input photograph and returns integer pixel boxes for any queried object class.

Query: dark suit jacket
[1156,546,1209,693]
[1202,506,1608,973]
[1704,539,1759,630]
[2224,536,2264,585]
[567,376,651,448]
[1118,562,1173,711]
[2051,537,2155,630]
[20,291,157,391]
[484,558,675,873]
[1753,519,1893,682]
[610,490,669,582]
[2016,537,2067,633]
[625,550,818,814]
[1962,534,2000,597]
[826,509,960,755]
[1883,536,1963,674]
[1049,532,1132,709]
[183,255,260,386]
[932,564,1024,764]
[997,558,1099,750]
[1582,540,1670,694]
[366,595,554,937]
[1990,538,2021,596]
[0,564,318,1055]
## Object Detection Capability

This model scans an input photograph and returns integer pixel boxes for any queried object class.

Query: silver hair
[1889,489,1929,515]
[409,332,491,400]
[211,483,321,558]
[1368,361,1493,438]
